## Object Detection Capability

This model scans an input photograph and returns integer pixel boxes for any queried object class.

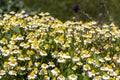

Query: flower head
[73,5,79,12]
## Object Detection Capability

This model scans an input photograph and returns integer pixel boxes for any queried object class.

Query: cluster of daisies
[0,11,120,80]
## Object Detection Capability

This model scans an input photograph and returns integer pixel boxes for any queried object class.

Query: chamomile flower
[25,56,31,60]
[0,70,6,76]
[18,54,25,60]
[57,74,65,80]
[51,67,60,76]
[57,57,66,63]
[48,61,55,68]
[115,46,120,51]
[113,70,119,76]
[107,65,113,72]
[68,74,77,80]
[0,38,8,44]
[11,34,17,40]
[102,74,110,80]
[99,58,105,62]
[16,34,24,40]
[104,32,111,38]
[2,50,9,56]
[41,63,49,69]
[104,54,111,61]
[9,40,16,44]
[94,61,100,67]
[3,61,9,68]
[115,76,120,80]
[0,76,1,79]
[8,59,18,67]
[72,55,80,62]
[63,52,71,59]
[104,44,110,50]
[94,50,100,54]
[91,47,96,52]
[39,68,48,75]
[34,62,41,67]
[93,76,101,80]
[87,70,96,77]
[28,71,37,79]
[20,66,26,71]
[76,61,83,66]
[87,58,94,64]
[44,75,50,80]
[116,57,120,63]
[8,70,17,76]
[40,50,47,56]
[81,53,91,58]
[83,64,91,71]
[63,42,70,48]
[72,65,78,70]
[103,24,109,28]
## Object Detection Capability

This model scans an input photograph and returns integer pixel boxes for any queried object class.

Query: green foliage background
[1,0,120,25]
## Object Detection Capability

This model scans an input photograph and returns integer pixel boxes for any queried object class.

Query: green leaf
[83,76,89,80]
[5,33,11,40]
[93,54,100,61]
[0,55,2,58]
[10,26,20,34]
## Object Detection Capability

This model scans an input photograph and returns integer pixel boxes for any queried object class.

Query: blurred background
[0,0,120,26]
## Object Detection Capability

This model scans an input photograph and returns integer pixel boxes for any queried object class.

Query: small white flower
[93,76,101,80]
[48,61,55,68]
[87,70,96,78]
[57,57,66,63]
[8,70,17,76]
[116,76,120,80]
[116,58,120,63]
[104,55,111,61]
[76,61,83,66]
[20,67,26,71]
[40,51,47,56]
[0,70,6,75]
[83,64,91,71]
[72,56,80,62]
[102,74,110,80]
[57,74,65,80]
[2,50,9,57]
[99,58,105,62]
[16,36,24,40]
[51,67,60,76]
[25,56,31,60]
[41,63,49,69]
[8,60,18,67]
[68,74,77,80]
[0,76,2,79]
[63,53,71,59]
[28,72,37,79]
[18,54,25,61]
[44,75,50,80]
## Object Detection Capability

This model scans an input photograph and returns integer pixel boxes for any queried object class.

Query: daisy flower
[40,50,47,56]
[41,63,49,69]
[51,67,60,76]
[87,70,96,77]
[0,70,6,76]
[83,64,91,71]
[57,74,65,80]
[44,75,50,80]
[72,55,80,62]
[28,71,37,79]
[8,70,17,76]
[68,74,77,80]
[102,74,110,80]
[57,57,66,63]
